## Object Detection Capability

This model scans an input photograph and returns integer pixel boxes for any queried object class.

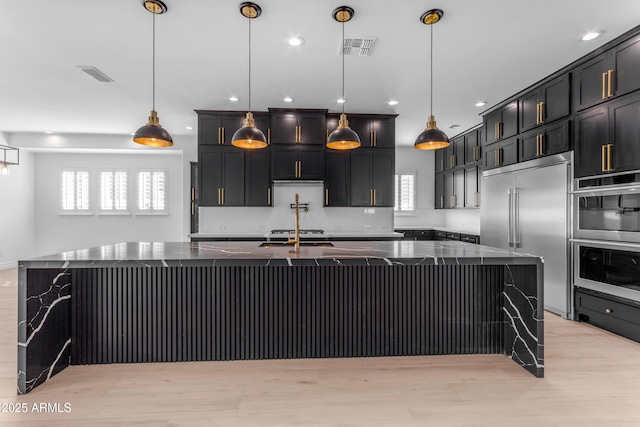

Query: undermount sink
[259,242,334,248]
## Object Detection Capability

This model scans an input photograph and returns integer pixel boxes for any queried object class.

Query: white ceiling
[1,0,640,147]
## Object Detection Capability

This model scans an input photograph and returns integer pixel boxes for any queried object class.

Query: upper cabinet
[444,136,465,170]
[270,109,326,145]
[350,149,394,207]
[573,35,640,112]
[519,74,571,132]
[483,101,518,144]
[464,128,482,165]
[196,111,270,146]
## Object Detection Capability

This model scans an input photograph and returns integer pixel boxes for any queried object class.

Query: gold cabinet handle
[536,103,540,125]
[217,188,221,205]
[191,188,195,201]
[268,188,271,205]
[325,188,329,205]
[474,192,479,208]
[539,134,544,156]
[268,128,271,145]
[370,189,373,206]
[374,189,377,206]
[221,127,225,144]
[222,188,225,205]
[298,160,302,178]
[191,202,195,215]
[373,129,377,146]
[494,122,499,141]
[605,308,613,314]
[607,70,614,98]
[440,196,444,209]
[602,72,607,100]
[535,135,540,156]
[440,158,444,171]
[539,102,544,124]
[473,146,479,162]
[218,127,222,144]
[450,195,455,208]
[607,144,613,171]
[601,144,607,172]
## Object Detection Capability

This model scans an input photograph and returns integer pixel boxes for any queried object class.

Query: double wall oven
[572,170,640,304]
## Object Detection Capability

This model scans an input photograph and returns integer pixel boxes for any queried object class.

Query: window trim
[394,170,417,216]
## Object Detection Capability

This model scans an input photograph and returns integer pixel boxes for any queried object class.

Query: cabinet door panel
[501,102,518,139]
[443,172,454,208]
[351,151,372,206]
[221,115,246,146]
[298,147,325,180]
[464,167,480,208]
[271,113,298,144]
[464,129,481,164]
[272,148,298,180]
[518,131,539,163]
[199,115,223,145]
[371,118,395,148]
[484,110,501,144]
[501,137,518,166]
[325,151,350,206]
[611,95,640,172]
[543,74,570,123]
[372,150,394,207]
[519,89,539,132]
[574,106,609,177]
[541,120,570,157]
[198,149,222,205]
[435,148,446,173]
[246,149,271,206]
[221,150,245,206]
[347,117,372,146]
[435,173,444,209]
[573,55,610,111]
[298,113,326,145]
[615,38,640,98]
[453,169,465,208]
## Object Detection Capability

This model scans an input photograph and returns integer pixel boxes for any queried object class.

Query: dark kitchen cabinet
[198,146,245,206]
[270,109,326,145]
[346,115,396,148]
[272,146,325,180]
[464,128,482,165]
[435,172,444,209]
[324,150,350,207]
[442,171,463,209]
[196,111,270,146]
[573,35,640,111]
[435,148,446,173]
[575,91,640,177]
[519,73,571,132]
[245,149,272,206]
[350,149,394,207]
[484,136,518,170]
[483,101,518,143]
[444,136,465,170]
[519,119,571,163]
[464,166,480,208]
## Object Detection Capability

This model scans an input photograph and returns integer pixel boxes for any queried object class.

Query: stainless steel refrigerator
[481,153,572,318]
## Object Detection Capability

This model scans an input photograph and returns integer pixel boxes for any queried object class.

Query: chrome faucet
[287,193,301,250]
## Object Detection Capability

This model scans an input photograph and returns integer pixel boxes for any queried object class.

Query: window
[394,173,416,214]
[138,170,166,213]
[61,170,90,211]
[100,171,128,212]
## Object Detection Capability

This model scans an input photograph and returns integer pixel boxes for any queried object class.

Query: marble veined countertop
[21,241,541,268]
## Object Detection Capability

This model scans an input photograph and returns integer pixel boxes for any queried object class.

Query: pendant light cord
[248,17,252,112]
[341,19,345,115]
[429,23,433,116]
[152,12,156,111]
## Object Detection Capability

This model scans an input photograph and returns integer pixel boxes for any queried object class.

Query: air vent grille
[77,66,114,83]
[340,37,376,56]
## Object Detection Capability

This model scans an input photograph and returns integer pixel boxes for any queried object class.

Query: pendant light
[0,145,19,176]
[231,2,268,149]
[133,0,173,148]
[414,9,450,150]
[326,6,361,151]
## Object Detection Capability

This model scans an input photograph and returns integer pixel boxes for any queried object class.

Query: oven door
[573,238,640,303]
[572,185,640,243]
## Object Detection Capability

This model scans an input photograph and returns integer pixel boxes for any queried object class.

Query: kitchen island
[18,240,544,394]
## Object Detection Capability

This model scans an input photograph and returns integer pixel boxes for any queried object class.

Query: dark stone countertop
[20,241,542,268]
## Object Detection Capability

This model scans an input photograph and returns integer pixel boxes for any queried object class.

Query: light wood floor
[1,268,639,426]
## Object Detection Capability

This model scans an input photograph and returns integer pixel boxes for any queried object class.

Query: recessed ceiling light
[581,32,600,41]
[475,101,487,107]
[44,130,53,134]
[229,96,240,102]
[283,97,294,103]
[337,98,346,104]
[185,126,193,130]
[288,37,304,47]
[388,100,399,106]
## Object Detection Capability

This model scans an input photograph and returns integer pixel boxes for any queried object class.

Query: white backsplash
[199,182,393,233]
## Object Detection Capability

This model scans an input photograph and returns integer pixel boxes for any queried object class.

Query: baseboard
[0,261,18,270]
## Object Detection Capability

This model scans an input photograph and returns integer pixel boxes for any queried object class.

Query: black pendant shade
[414,114,449,150]
[414,8,449,151]
[134,0,173,148]
[327,113,361,150]
[232,2,267,150]
[231,112,267,149]
[327,6,360,150]
[134,110,173,147]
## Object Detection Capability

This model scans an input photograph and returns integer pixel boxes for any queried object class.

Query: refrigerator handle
[514,188,521,248]
[508,188,514,247]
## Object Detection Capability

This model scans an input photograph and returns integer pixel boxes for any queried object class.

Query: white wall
[33,151,185,256]
[0,134,35,268]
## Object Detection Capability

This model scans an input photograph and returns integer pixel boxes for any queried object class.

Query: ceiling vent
[339,37,376,56]
[77,66,114,83]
